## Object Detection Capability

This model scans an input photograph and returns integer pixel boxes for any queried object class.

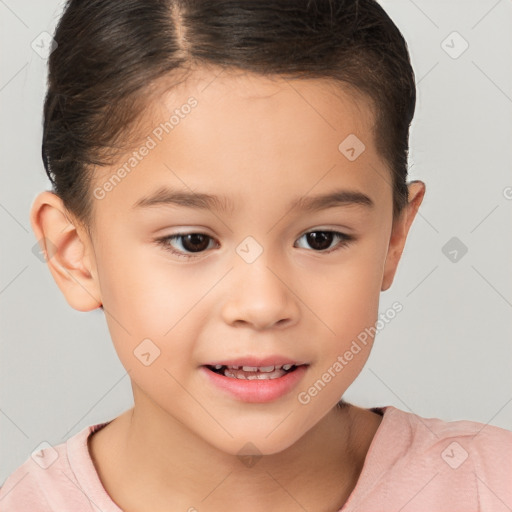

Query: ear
[381,180,426,292]
[29,190,102,311]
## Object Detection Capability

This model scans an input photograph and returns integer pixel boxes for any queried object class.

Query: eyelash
[154,230,355,260]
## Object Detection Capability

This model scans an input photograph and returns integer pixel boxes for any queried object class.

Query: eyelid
[155,232,219,260]
[154,227,356,260]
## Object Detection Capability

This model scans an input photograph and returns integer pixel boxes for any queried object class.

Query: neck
[89,398,379,512]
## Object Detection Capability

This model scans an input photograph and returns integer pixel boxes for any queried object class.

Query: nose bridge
[220,236,298,329]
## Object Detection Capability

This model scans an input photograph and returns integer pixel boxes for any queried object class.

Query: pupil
[307,231,333,251]
[182,234,209,252]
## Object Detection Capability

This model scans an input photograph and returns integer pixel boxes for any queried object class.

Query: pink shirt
[1,405,511,511]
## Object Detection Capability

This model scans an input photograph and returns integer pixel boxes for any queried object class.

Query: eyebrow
[132,186,374,214]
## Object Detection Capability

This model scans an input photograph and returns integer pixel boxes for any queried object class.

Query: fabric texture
[1,405,511,511]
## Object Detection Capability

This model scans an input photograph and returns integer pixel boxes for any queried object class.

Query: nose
[220,252,300,330]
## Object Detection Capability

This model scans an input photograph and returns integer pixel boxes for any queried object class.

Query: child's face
[34,67,423,455]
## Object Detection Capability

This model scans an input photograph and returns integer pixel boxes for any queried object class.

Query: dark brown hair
[42,0,416,237]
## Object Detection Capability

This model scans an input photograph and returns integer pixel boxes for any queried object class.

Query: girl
[1,1,511,510]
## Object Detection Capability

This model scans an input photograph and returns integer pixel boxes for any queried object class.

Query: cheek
[307,240,385,330]
[299,238,387,395]
[98,236,207,326]
[95,244,211,377]
[295,256,383,411]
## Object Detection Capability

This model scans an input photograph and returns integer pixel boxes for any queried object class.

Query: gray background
[1,0,511,485]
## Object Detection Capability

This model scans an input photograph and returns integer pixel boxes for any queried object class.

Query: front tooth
[259,366,275,372]
[242,366,258,372]
[257,369,286,379]
[225,369,246,379]
[227,365,240,370]
[256,372,274,379]
[224,367,287,380]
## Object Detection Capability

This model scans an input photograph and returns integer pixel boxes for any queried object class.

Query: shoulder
[396,406,512,461]
[0,436,74,511]
[386,406,512,509]
[0,422,110,512]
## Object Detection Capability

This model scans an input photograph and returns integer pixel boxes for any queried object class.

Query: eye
[294,230,354,253]
[155,232,218,260]
[155,229,354,260]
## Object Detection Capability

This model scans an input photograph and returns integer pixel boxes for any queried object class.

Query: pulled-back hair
[42,0,416,236]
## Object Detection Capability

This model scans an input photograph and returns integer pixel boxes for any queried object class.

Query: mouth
[200,362,310,402]
[204,363,306,380]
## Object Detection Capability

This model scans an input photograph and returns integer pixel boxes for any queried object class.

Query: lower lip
[200,365,309,403]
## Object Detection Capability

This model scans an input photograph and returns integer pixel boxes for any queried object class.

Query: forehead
[92,66,388,217]
[150,66,375,134]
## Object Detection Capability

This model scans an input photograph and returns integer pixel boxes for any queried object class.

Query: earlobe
[29,191,102,312]
[381,181,426,292]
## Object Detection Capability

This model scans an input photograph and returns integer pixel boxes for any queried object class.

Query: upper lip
[203,356,309,367]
